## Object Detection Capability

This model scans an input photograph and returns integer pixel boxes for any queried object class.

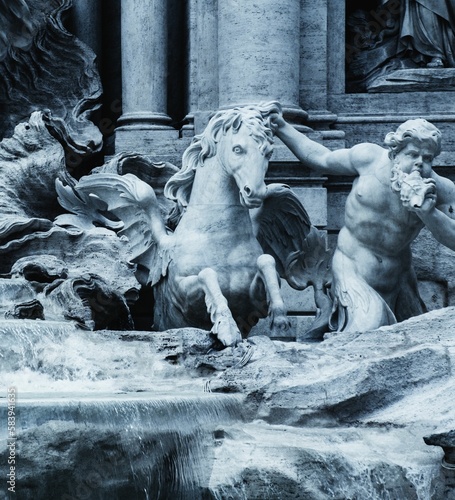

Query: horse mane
[164,101,281,208]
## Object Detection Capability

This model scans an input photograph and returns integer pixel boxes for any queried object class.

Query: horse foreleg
[198,268,242,346]
[251,254,291,336]
[178,268,242,347]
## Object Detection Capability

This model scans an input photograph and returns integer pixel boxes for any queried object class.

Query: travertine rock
[1,308,455,498]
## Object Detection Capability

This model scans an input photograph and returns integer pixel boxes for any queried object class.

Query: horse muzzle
[239,185,266,209]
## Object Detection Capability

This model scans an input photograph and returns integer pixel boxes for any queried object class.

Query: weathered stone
[425,430,455,467]
[0,0,102,167]
[211,308,455,427]
[208,423,443,500]
[1,307,455,497]
[0,394,240,499]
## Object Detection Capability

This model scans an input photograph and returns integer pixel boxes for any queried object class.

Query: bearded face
[390,142,437,209]
[392,141,435,178]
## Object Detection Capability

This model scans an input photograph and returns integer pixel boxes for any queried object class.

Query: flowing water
[0,320,244,499]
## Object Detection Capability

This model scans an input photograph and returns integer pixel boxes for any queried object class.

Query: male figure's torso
[337,151,423,296]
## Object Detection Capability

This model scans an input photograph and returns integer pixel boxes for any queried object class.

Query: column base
[116,111,174,128]
[115,113,181,158]
[115,126,186,164]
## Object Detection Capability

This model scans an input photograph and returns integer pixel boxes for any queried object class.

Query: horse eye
[233,146,244,154]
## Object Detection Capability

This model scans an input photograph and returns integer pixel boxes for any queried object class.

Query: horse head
[164,102,281,210]
[212,106,276,208]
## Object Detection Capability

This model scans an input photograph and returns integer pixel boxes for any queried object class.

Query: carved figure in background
[398,0,455,67]
[57,103,329,346]
[346,0,455,91]
[272,113,455,333]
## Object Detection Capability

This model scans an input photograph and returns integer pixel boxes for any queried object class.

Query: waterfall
[0,320,243,498]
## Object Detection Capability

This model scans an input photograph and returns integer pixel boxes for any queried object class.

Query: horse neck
[188,155,241,208]
[179,155,251,229]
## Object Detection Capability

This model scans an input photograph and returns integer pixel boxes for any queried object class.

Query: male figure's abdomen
[336,227,411,295]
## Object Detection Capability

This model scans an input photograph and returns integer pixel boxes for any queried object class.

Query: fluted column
[116,0,177,154]
[218,0,306,124]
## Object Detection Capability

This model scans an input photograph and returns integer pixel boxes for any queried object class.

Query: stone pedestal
[115,0,178,155]
[367,68,455,93]
[218,0,306,126]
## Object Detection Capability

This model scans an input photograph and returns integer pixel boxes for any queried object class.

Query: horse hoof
[213,314,242,347]
[271,315,291,334]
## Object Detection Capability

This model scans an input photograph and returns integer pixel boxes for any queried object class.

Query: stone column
[115,0,178,155]
[71,0,102,58]
[182,0,219,136]
[218,0,306,125]
[300,0,343,147]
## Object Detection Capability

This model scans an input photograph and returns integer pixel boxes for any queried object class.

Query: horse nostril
[244,186,252,197]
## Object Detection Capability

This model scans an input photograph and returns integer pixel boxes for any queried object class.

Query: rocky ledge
[1,307,455,498]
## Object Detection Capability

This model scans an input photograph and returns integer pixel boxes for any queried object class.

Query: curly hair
[384,119,442,160]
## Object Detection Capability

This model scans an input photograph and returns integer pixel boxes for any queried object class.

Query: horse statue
[56,102,331,346]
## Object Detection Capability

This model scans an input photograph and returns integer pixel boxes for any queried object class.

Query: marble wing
[252,184,333,339]
[55,173,171,287]
[252,183,312,281]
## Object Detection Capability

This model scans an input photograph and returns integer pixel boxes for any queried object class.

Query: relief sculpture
[347,0,455,92]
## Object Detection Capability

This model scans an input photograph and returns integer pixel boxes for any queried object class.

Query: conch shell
[391,170,436,209]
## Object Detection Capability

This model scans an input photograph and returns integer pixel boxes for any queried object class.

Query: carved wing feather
[56,176,120,230]
[55,173,170,286]
[252,183,311,278]
[253,183,334,339]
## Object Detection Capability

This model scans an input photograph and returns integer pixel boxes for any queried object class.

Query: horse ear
[232,114,242,132]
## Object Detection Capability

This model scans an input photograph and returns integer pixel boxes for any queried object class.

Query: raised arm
[271,114,374,176]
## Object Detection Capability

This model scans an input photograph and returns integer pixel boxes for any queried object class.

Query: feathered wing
[252,184,333,339]
[252,184,311,278]
[55,172,171,287]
